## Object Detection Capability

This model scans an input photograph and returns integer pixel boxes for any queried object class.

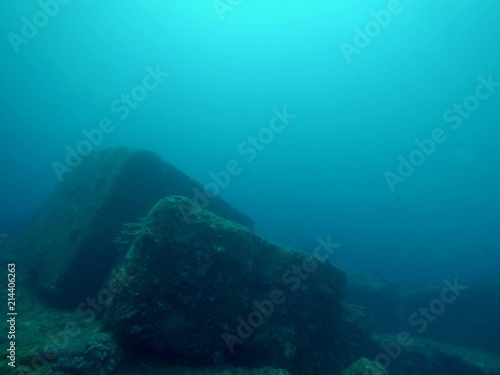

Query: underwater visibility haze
[0,1,499,374]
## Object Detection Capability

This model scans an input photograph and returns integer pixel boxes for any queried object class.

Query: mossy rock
[17,147,252,308]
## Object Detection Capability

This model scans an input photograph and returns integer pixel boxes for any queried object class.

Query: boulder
[372,334,500,375]
[333,304,377,370]
[2,290,121,375]
[400,281,500,354]
[103,196,346,374]
[345,275,403,333]
[19,147,252,308]
[347,275,500,354]
[341,357,388,375]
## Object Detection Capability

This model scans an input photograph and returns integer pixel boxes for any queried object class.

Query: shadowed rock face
[19,147,253,308]
[371,334,500,375]
[346,275,500,355]
[103,196,347,374]
[341,357,388,375]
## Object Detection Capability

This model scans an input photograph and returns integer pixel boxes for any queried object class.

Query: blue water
[1,0,499,285]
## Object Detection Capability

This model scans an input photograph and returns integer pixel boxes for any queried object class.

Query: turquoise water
[1,0,499,284]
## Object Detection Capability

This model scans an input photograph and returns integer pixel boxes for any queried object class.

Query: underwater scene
[1,1,499,374]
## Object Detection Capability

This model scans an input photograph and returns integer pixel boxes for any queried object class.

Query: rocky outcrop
[333,304,377,370]
[341,357,388,375]
[1,291,121,375]
[103,196,347,374]
[371,334,500,375]
[19,147,253,308]
[345,275,402,333]
[346,275,500,355]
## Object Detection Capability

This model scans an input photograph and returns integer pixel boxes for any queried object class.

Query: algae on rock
[103,195,346,374]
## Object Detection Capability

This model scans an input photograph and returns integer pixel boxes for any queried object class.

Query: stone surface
[103,196,347,374]
[333,304,377,371]
[371,334,500,375]
[345,275,403,333]
[347,275,500,354]
[18,147,252,308]
[0,287,121,375]
[341,357,388,375]
[114,365,291,375]
[400,281,500,354]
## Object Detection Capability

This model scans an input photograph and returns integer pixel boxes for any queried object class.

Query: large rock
[400,281,500,354]
[371,334,500,375]
[341,357,388,375]
[345,275,403,333]
[333,304,377,370]
[347,275,500,355]
[19,147,252,308]
[103,196,346,374]
[1,287,121,375]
